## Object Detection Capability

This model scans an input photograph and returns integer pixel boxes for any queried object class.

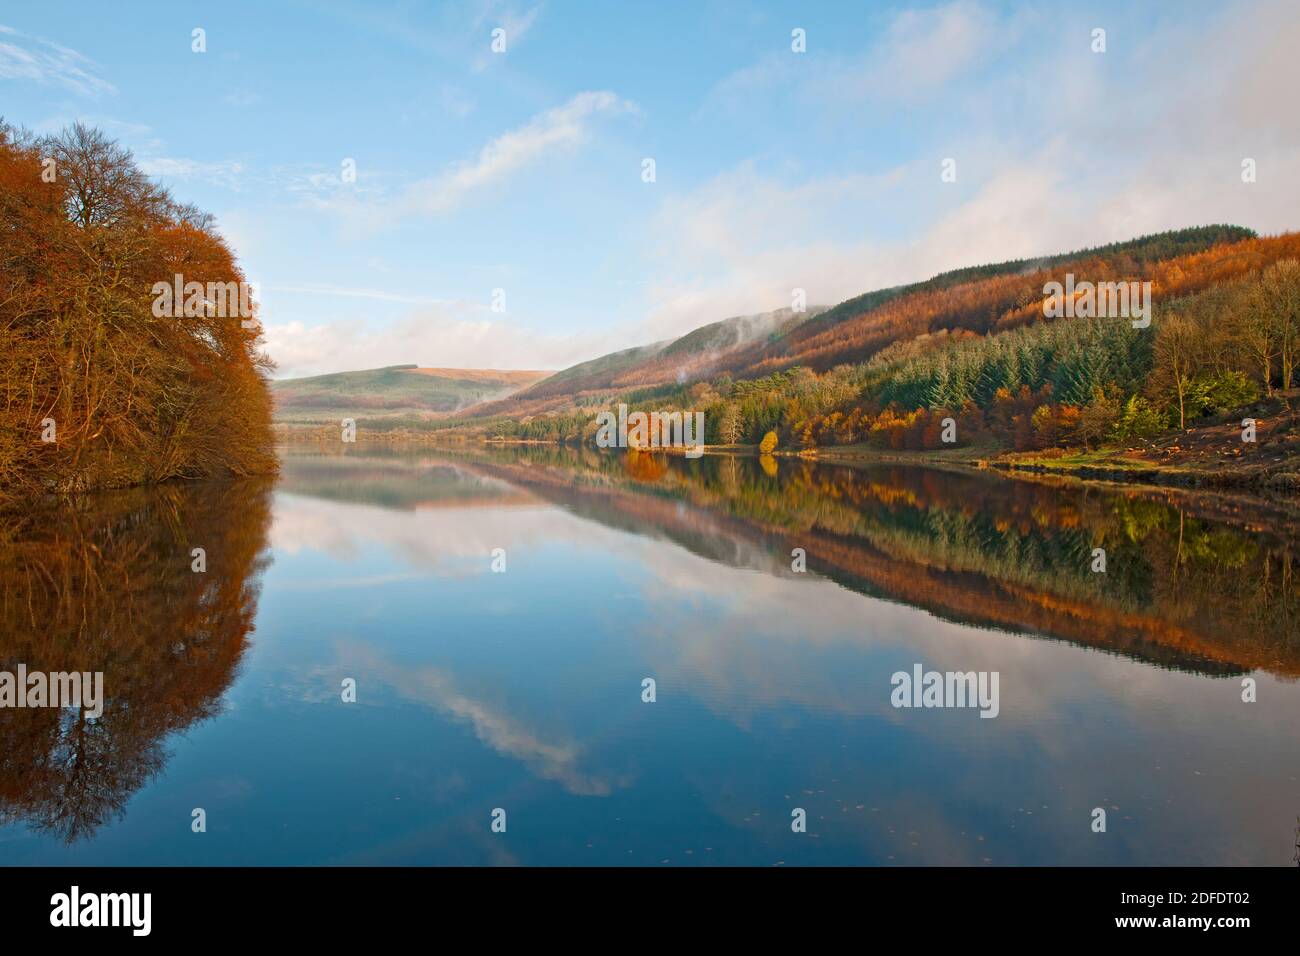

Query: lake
[1,444,1298,865]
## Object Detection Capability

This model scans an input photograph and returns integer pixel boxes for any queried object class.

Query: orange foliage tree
[0,122,276,503]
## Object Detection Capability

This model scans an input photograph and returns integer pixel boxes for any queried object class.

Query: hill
[514,305,824,402]
[272,365,550,424]
[428,225,1300,473]
[444,225,1270,427]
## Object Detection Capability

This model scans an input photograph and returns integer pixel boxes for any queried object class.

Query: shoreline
[273,428,1300,515]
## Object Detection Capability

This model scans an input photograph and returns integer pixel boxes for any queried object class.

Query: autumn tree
[1152,311,1204,429]
[717,402,742,444]
[1257,260,1300,390]
[0,122,275,504]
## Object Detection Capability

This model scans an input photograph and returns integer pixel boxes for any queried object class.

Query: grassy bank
[989,395,1300,493]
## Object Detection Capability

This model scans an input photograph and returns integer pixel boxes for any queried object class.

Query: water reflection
[416,444,1300,678]
[0,480,272,841]
[1,444,1297,864]
[265,445,1300,865]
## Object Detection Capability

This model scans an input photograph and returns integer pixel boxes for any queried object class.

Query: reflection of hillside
[429,446,1300,679]
[277,447,535,511]
[0,479,273,841]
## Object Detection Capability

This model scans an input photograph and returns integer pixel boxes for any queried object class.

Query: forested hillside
[443,226,1300,460]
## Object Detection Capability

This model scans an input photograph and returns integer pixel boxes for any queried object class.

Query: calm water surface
[2,444,1298,865]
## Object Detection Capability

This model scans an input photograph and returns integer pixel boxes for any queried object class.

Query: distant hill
[522,341,673,398]
[272,365,551,424]
[468,305,826,415]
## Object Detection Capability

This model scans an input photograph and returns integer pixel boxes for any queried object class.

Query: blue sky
[3,0,1298,376]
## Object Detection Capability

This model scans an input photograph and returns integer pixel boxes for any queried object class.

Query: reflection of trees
[0,478,272,841]
[623,448,667,482]
[430,444,1300,677]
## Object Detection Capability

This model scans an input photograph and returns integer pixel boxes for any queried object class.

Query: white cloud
[136,157,246,189]
[262,306,628,379]
[0,24,115,97]
[633,163,923,340]
[469,0,543,69]
[646,0,1300,346]
[308,90,636,232]
[706,0,1008,112]
[864,0,1002,96]
[407,91,633,215]
[472,0,542,44]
